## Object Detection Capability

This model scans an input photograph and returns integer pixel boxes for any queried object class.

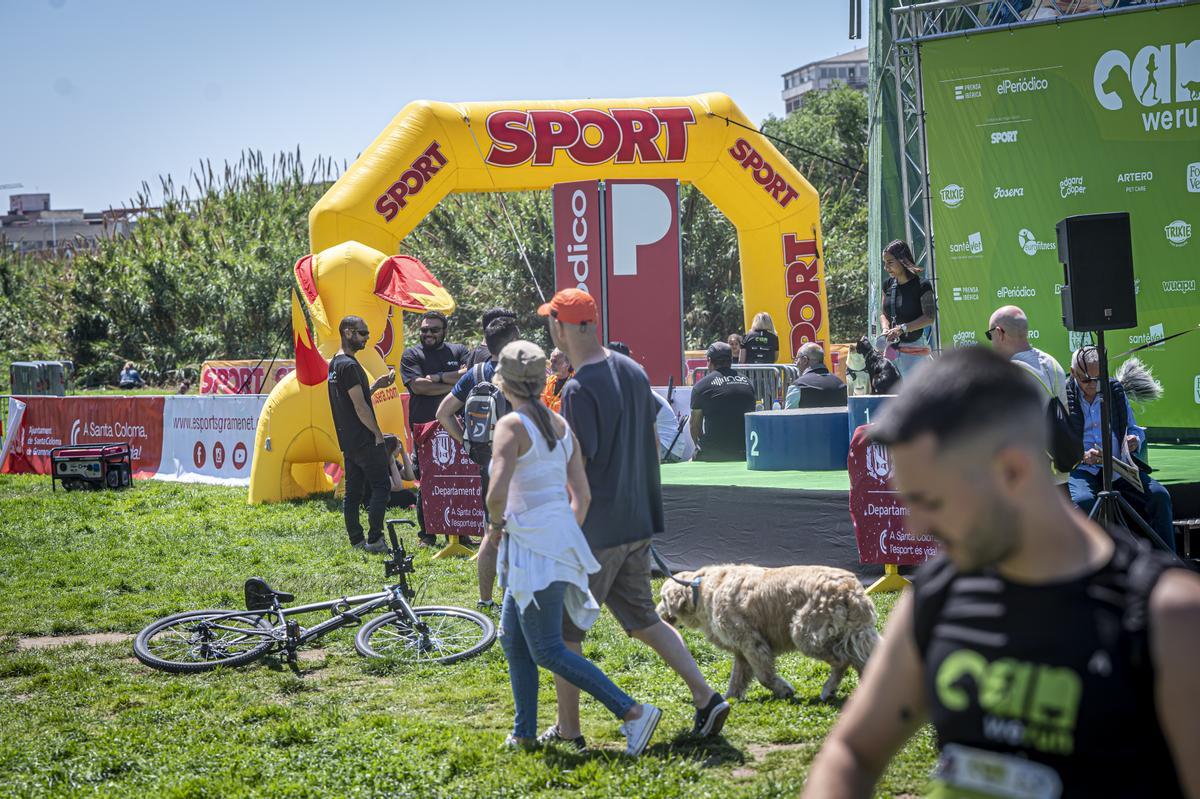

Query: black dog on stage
[854,337,902,395]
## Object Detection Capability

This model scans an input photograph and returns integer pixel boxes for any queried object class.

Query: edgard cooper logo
[1092,38,1200,133]
[940,184,965,208]
[1018,228,1056,256]
[1059,177,1086,198]
[952,330,978,347]
[949,231,984,257]
[1165,219,1192,246]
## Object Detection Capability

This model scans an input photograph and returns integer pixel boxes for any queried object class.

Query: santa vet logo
[1128,323,1166,346]
[1165,219,1192,246]
[431,430,454,468]
[949,231,984,257]
[1018,228,1056,256]
[1189,162,1200,193]
[1092,38,1200,132]
[1059,177,1087,198]
[952,286,980,302]
[940,184,965,208]
[865,443,892,482]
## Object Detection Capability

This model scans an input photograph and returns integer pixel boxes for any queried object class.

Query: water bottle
[772,400,781,410]
[755,399,764,411]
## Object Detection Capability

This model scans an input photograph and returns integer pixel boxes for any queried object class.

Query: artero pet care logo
[1092,38,1200,132]
[1165,219,1193,246]
[940,184,965,208]
[1018,228,1056,256]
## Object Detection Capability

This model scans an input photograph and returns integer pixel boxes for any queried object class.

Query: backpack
[463,362,509,465]
[1013,358,1082,473]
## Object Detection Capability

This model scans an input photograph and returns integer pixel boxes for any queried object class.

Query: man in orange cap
[532,289,730,749]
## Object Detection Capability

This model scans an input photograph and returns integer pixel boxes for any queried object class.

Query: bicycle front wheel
[134,609,275,673]
[355,606,496,665]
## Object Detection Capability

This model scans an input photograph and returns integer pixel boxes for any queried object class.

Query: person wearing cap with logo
[690,341,757,461]
[880,239,936,378]
[535,288,731,748]
[485,339,661,756]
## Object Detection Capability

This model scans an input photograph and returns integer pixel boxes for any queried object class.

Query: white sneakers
[618,704,662,757]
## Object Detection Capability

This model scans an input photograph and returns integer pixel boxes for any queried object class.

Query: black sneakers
[536,724,586,752]
[692,693,731,737]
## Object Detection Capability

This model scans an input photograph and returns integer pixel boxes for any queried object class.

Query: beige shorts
[562,538,661,642]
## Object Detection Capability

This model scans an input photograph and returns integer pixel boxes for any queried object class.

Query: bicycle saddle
[244,577,294,610]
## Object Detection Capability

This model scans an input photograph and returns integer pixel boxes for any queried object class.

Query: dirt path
[16,633,133,650]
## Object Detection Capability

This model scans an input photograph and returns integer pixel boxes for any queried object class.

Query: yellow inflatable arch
[249,92,825,503]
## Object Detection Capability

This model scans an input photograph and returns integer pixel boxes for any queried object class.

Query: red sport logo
[729,139,801,208]
[374,142,449,222]
[782,234,822,352]
[484,107,696,168]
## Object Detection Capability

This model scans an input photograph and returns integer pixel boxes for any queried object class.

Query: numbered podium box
[746,408,850,471]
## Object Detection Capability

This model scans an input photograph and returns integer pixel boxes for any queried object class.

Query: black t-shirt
[560,352,664,550]
[463,343,491,369]
[884,277,934,344]
[912,542,1184,799]
[690,368,756,458]
[328,353,377,454]
[740,329,779,363]
[400,342,468,426]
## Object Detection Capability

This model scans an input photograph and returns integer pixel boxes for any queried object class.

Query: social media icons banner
[921,4,1199,429]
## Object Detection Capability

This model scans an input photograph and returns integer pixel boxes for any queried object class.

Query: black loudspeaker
[1057,212,1137,332]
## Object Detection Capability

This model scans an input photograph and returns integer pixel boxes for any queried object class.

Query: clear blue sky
[1,0,861,211]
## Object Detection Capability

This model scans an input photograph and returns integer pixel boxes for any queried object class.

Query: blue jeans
[499,582,635,739]
[1068,468,1175,553]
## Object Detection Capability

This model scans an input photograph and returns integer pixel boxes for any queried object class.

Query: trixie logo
[991,130,1019,144]
[997,285,1037,298]
[993,186,1024,199]
[484,107,695,168]
[940,184,964,208]
[374,142,448,222]
[1060,177,1086,198]
[728,139,802,208]
[1093,39,1199,132]
[1163,279,1196,293]
[997,75,1049,94]
[1189,162,1200,193]
[781,234,822,352]
[1018,228,1056,256]
[1165,219,1192,246]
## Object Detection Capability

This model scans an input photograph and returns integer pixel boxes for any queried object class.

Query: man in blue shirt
[436,315,520,608]
[1065,347,1174,551]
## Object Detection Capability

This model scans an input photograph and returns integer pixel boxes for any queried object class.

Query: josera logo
[484,107,695,167]
[781,234,822,351]
[1093,39,1200,132]
[375,142,449,222]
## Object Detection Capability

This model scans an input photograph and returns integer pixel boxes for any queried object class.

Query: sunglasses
[350,329,369,338]
[984,326,1002,341]
[419,326,444,334]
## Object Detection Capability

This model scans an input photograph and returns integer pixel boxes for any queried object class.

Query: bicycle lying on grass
[134,520,496,673]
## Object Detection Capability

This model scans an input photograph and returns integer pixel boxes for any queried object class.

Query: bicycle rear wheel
[355,606,495,664]
[134,609,275,673]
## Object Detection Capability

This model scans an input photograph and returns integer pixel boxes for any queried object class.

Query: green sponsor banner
[920,4,1199,431]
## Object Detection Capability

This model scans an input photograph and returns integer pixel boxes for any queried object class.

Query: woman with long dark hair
[485,340,661,756]
[879,239,936,377]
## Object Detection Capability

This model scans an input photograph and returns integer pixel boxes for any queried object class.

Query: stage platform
[655,444,1200,580]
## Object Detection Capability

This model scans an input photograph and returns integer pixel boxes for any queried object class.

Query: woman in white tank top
[485,340,661,755]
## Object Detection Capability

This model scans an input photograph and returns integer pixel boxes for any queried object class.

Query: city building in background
[1,193,135,254]
[781,47,868,114]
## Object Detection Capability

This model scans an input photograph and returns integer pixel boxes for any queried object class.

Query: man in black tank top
[803,348,1200,799]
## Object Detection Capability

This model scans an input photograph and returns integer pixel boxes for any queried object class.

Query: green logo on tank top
[936,649,1083,755]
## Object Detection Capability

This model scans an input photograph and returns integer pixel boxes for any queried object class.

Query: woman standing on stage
[879,239,937,377]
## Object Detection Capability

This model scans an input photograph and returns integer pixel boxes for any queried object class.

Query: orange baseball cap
[537,288,597,325]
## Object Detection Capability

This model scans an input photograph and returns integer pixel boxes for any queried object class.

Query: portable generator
[49,442,133,491]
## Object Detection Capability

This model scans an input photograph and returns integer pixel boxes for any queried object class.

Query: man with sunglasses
[401,310,468,546]
[1066,346,1175,552]
[329,316,399,553]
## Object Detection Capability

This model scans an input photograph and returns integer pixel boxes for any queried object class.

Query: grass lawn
[0,475,937,798]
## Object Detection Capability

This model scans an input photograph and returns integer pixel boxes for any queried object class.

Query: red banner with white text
[552,180,606,343]
[847,425,939,565]
[414,421,484,539]
[3,396,165,477]
[199,360,296,395]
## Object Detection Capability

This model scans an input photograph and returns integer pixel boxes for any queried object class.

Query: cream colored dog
[657,564,879,701]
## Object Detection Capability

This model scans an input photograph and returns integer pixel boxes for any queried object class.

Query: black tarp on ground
[655,484,877,580]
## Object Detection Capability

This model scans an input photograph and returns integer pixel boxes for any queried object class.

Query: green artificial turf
[659,462,851,492]
[0,475,936,798]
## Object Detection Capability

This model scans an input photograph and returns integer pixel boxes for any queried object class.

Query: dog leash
[650,545,703,606]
